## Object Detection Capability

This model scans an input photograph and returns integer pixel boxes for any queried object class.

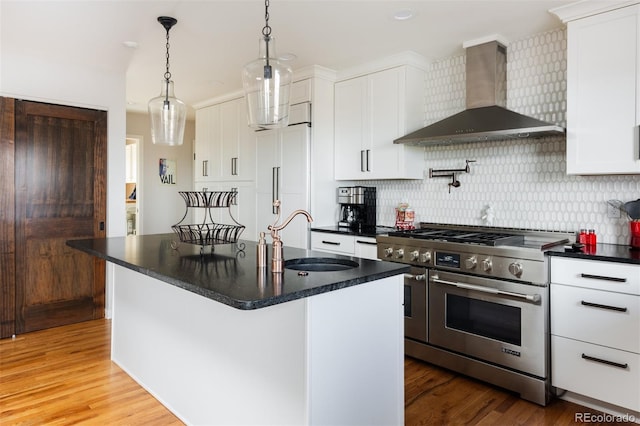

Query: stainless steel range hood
[394,40,565,147]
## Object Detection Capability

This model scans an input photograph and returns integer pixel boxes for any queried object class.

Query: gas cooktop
[387,228,525,246]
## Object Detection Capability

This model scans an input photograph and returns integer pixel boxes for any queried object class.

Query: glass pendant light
[242,0,293,129]
[148,16,186,146]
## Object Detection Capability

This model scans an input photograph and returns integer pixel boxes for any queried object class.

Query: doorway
[125,135,143,235]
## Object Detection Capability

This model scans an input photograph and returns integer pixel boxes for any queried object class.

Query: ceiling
[1,0,576,118]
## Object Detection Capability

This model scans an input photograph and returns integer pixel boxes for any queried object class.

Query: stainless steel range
[377,223,573,406]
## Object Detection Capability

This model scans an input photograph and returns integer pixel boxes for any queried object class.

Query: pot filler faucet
[268,200,313,273]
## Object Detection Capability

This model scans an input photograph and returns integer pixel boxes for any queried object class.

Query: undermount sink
[284,257,359,272]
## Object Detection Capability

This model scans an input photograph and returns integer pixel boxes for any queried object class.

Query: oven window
[446,294,521,346]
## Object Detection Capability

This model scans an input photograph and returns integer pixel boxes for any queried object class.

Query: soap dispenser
[257,232,267,268]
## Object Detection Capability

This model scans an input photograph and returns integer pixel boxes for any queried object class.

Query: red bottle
[578,229,588,245]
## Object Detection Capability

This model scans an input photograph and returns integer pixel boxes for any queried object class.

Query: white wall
[126,112,195,235]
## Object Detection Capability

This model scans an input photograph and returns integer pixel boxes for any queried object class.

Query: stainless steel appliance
[377,223,572,405]
[337,186,376,230]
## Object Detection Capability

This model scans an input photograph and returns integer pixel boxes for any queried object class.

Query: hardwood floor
[0,319,620,425]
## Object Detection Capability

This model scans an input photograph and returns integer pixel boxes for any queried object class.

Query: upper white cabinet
[334,64,426,180]
[554,2,640,174]
[194,106,214,181]
[194,97,255,182]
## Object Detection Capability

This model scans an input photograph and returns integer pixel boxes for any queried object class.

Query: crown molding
[550,0,640,22]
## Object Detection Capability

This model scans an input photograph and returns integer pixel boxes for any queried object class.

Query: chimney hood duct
[394,40,565,147]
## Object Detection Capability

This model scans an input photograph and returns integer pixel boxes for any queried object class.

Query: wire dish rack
[171,191,246,255]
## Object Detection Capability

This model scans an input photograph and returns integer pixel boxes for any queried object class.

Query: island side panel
[307,275,404,426]
[111,264,308,425]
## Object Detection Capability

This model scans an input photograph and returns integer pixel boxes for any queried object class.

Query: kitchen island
[67,234,408,426]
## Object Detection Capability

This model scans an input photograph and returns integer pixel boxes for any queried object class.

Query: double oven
[377,224,571,406]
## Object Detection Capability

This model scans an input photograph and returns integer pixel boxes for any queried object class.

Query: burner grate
[388,228,524,246]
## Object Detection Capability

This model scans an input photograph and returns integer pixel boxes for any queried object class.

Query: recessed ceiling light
[123,41,139,49]
[393,8,415,21]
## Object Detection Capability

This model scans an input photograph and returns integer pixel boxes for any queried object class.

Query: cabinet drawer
[311,233,355,255]
[354,237,378,261]
[552,335,640,411]
[551,285,640,353]
[551,257,640,294]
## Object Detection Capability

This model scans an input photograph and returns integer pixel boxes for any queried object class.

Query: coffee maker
[337,186,376,230]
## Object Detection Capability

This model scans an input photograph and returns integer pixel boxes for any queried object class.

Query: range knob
[395,248,405,259]
[420,251,432,264]
[482,258,493,272]
[508,262,524,277]
[410,250,420,261]
[465,256,477,270]
[384,247,393,258]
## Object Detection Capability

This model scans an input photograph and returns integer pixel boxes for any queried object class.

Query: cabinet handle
[322,240,340,246]
[202,160,208,177]
[580,300,628,312]
[231,157,238,175]
[580,273,626,283]
[272,167,280,214]
[581,353,628,370]
[366,149,371,172]
[360,150,366,172]
[231,187,238,206]
[356,240,377,245]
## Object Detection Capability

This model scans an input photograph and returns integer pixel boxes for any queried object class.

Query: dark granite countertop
[547,242,640,265]
[67,233,409,310]
[311,225,395,238]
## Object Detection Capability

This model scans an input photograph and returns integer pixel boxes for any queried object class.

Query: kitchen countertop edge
[67,234,409,310]
[547,242,640,265]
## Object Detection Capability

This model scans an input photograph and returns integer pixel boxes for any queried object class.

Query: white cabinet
[559,3,640,174]
[311,231,379,261]
[550,256,640,412]
[354,236,379,260]
[256,104,311,249]
[334,65,425,180]
[195,98,255,182]
[194,106,215,181]
[194,68,338,246]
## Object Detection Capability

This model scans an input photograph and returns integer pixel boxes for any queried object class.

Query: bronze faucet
[268,200,313,273]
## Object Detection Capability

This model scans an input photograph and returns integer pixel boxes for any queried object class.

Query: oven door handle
[430,276,541,303]
[404,273,426,281]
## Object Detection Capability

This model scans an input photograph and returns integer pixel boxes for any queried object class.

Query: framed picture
[159,158,177,185]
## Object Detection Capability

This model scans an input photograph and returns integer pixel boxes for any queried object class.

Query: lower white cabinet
[550,257,640,412]
[311,232,379,261]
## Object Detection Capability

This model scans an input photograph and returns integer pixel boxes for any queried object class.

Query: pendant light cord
[262,0,272,73]
[164,27,172,104]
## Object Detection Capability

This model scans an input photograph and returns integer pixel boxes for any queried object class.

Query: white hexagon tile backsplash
[371,28,640,245]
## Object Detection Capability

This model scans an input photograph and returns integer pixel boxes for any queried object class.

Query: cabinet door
[236,100,256,181]
[334,76,368,180]
[368,68,403,179]
[220,100,240,180]
[194,107,213,181]
[255,125,310,249]
[279,125,311,249]
[566,5,640,174]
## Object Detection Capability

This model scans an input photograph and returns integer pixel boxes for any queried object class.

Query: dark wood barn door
[14,100,107,334]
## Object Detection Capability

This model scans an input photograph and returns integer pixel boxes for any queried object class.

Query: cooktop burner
[387,228,525,246]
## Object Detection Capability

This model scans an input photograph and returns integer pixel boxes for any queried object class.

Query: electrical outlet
[607,203,621,219]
